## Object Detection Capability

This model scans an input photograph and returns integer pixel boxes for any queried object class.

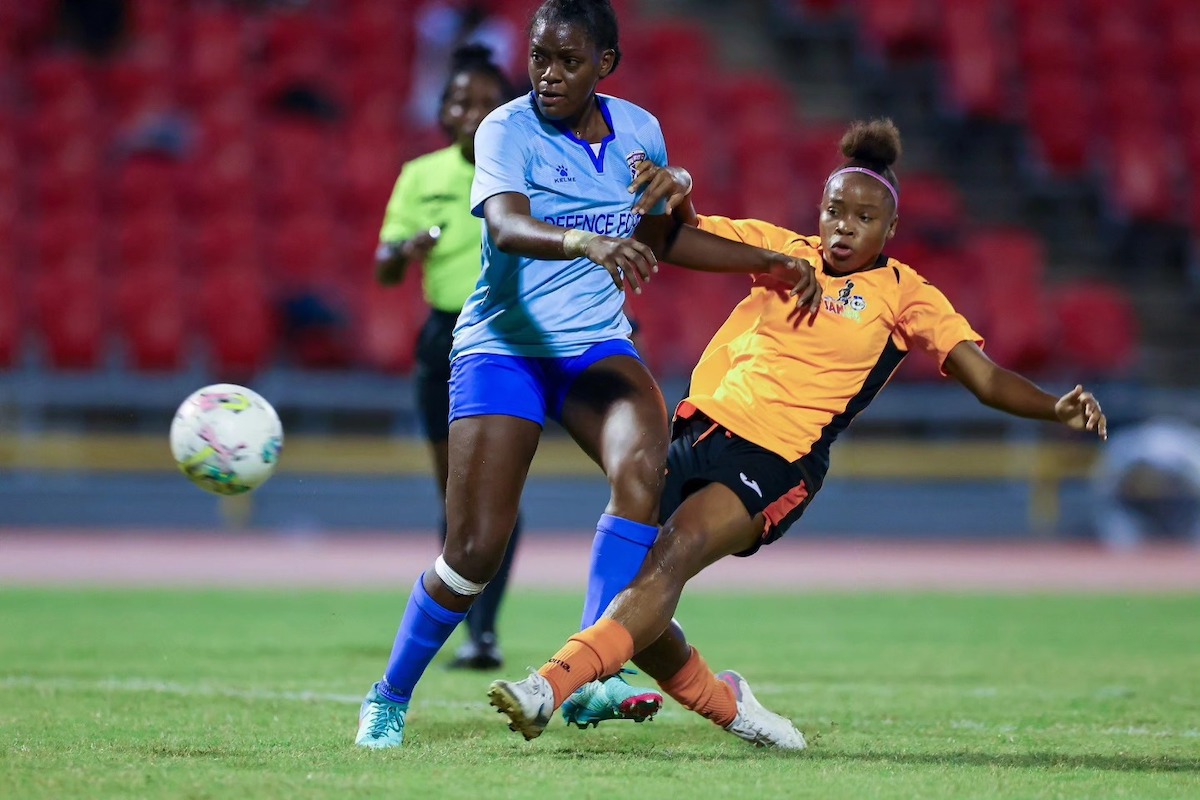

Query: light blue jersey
[453,92,668,359]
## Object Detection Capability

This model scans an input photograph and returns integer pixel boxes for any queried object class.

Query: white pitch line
[5,676,1196,739]
[0,675,464,709]
[0,675,685,719]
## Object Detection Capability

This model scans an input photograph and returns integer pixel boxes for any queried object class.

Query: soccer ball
[169,383,284,496]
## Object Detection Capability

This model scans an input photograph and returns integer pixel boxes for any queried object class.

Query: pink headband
[826,167,899,210]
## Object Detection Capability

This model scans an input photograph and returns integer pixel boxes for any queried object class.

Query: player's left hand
[629,161,692,216]
[1055,384,1108,440]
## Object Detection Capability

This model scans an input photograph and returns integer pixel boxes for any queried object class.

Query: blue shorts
[448,339,641,427]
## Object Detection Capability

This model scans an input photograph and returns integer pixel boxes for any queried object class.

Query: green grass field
[3,589,1198,799]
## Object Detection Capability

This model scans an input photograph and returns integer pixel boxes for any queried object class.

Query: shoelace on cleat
[365,703,404,738]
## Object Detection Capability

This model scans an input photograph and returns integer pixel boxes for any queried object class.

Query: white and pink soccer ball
[169,383,284,495]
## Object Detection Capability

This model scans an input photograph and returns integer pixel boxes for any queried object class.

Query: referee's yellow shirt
[379,145,481,313]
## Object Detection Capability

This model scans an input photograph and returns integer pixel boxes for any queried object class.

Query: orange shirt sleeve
[895,273,984,375]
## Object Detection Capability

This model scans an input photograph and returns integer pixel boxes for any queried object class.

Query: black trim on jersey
[822,251,891,277]
[799,336,907,491]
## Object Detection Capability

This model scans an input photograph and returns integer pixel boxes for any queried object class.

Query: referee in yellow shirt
[376,45,518,670]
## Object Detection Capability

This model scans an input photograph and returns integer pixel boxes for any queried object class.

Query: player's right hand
[584,235,658,294]
[763,253,821,318]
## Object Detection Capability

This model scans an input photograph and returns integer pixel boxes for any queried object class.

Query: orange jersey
[681,215,984,489]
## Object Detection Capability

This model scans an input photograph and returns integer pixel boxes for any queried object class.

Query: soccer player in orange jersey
[488,118,1109,749]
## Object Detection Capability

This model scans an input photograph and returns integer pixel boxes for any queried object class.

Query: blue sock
[580,513,659,629]
[378,573,467,704]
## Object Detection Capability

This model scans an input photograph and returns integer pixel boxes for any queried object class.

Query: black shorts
[660,411,813,557]
[414,308,459,443]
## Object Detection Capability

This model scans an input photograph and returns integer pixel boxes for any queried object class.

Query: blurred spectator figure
[269,83,341,122]
[408,1,517,126]
[1092,419,1200,550]
[58,0,128,57]
[117,109,196,160]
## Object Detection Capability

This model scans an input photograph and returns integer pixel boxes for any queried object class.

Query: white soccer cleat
[717,670,807,750]
[487,671,556,741]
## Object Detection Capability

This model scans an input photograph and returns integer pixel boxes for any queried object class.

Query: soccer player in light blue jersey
[356,0,822,749]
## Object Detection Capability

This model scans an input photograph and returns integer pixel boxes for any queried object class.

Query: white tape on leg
[434,555,488,596]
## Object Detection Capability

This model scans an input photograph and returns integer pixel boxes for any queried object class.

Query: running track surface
[2,531,1198,592]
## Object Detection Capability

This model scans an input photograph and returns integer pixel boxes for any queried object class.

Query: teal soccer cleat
[354,682,408,748]
[561,670,663,729]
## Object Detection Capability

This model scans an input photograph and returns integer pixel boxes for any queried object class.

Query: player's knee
[608,448,666,517]
[439,535,506,587]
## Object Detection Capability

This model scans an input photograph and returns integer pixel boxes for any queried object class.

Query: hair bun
[839,118,902,169]
[450,43,496,72]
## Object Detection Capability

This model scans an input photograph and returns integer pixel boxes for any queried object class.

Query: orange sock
[657,646,737,728]
[537,619,635,707]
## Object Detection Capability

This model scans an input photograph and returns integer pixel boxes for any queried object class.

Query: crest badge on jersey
[823,279,868,322]
[625,149,648,178]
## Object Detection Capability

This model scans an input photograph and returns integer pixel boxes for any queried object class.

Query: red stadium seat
[33,257,106,369]
[112,210,181,275]
[1105,124,1177,222]
[861,0,938,60]
[114,266,187,371]
[339,127,403,220]
[191,212,262,272]
[1024,73,1094,175]
[1178,74,1200,145]
[640,20,712,72]
[22,93,99,162]
[32,210,102,271]
[0,261,19,367]
[895,172,965,240]
[266,212,343,285]
[1053,281,1138,377]
[1015,2,1088,74]
[113,155,179,217]
[29,136,101,215]
[100,42,175,122]
[258,119,334,216]
[198,264,277,376]
[195,93,254,148]
[184,6,246,101]
[968,227,1045,295]
[360,270,426,374]
[1096,74,1169,136]
[181,141,257,218]
[333,1,412,63]
[1165,11,1200,73]
[938,0,1011,119]
[1092,9,1159,78]
[27,52,93,105]
[966,228,1051,373]
[257,10,330,99]
[128,0,174,38]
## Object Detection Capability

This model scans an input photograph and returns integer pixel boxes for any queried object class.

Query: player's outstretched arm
[943,341,1108,440]
[630,164,821,315]
[483,191,659,293]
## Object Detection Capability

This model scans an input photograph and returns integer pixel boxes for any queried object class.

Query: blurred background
[1,0,1198,547]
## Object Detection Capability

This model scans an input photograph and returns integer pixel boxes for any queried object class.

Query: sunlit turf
[2,589,1198,799]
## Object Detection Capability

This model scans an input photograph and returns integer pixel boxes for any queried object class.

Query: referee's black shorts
[660,410,813,557]
[414,308,459,443]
